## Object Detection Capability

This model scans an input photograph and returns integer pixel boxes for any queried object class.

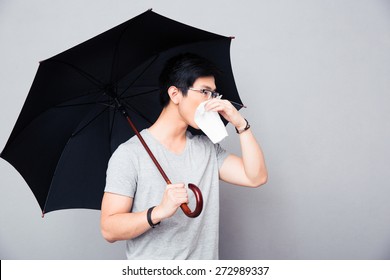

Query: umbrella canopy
[0,9,242,215]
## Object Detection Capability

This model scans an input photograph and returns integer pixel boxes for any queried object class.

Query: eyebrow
[201,85,217,91]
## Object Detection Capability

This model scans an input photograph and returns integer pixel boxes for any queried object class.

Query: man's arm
[205,99,268,188]
[100,183,188,242]
[100,193,149,242]
[219,128,267,187]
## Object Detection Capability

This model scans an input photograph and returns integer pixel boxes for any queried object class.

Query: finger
[204,102,223,111]
[175,193,188,199]
[204,99,223,110]
[209,104,231,113]
[174,188,188,194]
[177,194,189,203]
[167,187,186,195]
[167,183,185,189]
[205,98,230,106]
[171,193,188,205]
[206,100,233,112]
[166,185,187,199]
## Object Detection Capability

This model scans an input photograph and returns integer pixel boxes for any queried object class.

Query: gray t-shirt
[104,129,229,259]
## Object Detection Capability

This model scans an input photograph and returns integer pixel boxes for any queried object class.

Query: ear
[167,86,182,105]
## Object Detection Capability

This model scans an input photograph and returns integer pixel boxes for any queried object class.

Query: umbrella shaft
[123,114,171,185]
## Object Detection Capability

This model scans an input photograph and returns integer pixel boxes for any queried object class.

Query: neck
[148,103,188,153]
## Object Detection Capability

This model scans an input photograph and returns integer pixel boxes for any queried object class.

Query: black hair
[158,53,220,107]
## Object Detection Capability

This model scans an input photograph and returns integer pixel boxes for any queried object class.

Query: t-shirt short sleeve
[104,144,137,198]
[214,143,229,170]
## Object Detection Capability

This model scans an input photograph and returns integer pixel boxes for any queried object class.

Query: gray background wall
[1,0,389,259]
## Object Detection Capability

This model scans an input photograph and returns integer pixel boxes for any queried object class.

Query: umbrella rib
[120,88,159,100]
[118,54,160,99]
[53,86,162,110]
[122,99,154,125]
[55,101,113,108]
[108,107,118,154]
[54,88,116,109]
[46,59,104,87]
[110,17,149,87]
[71,106,110,138]
[109,21,129,84]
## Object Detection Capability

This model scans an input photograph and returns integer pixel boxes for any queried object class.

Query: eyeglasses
[189,88,222,100]
[188,87,247,108]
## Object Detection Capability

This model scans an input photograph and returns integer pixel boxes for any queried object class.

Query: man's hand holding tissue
[204,98,247,131]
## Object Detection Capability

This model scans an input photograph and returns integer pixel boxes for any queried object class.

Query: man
[100,53,267,259]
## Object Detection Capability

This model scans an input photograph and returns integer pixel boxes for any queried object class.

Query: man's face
[178,76,216,129]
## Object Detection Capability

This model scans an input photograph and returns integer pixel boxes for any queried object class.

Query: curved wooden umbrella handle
[180,183,203,218]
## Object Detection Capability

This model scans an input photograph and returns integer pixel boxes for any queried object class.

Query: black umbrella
[0,9,243,217]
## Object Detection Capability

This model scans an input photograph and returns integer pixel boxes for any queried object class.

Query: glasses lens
[210,91,220,99]
[199,89,211,99]
[192,88,220,99]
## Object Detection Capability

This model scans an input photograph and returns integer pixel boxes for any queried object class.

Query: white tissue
[194,101,228,143]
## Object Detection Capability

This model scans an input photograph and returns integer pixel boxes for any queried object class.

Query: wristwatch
[235,119,250,134]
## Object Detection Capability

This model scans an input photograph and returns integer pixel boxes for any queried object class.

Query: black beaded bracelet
[235,118,250,134]
[147,206,160,228]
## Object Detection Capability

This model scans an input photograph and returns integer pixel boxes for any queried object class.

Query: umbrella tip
[230,36,236,39]
[41,211,45,218]
[147,8,153,11]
